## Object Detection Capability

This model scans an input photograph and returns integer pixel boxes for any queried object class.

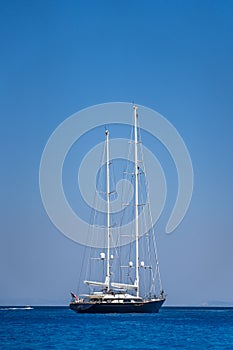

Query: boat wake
[0,306,33,311]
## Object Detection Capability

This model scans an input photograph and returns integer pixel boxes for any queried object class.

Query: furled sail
[111,282,138,290]
[84,280,108,288]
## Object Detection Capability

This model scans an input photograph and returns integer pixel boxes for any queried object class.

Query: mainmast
[133,105,140,298]
[105,129,111,292]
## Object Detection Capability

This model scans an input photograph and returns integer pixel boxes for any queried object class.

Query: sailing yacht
[70,106,166,313]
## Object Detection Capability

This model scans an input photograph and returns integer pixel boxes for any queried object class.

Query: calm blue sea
[0,307,233,349]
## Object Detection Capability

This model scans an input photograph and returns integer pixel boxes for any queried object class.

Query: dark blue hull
[70,299,165,314]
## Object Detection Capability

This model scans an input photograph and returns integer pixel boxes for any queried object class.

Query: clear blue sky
[0,0,233,306]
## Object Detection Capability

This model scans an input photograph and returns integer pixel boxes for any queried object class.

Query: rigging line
[85,138,107,287]
[125,126,136,286]
[78,187,101,287]
[137,117,154,294]
[84,195,97,285]
[142,197,155,294]
[78,164,101,291]
[137,143,155,297]
[77,176,101,290]
[77,245,87,294]
[79,203,100,292]
[116,130,134,282]
[106,149,121,257]
[139,174,156,294]
[148,191,163,291]
[119,127,134,228]
[144,168,163,292]
[138,120,163,293]
[107,153,122,284]
[150,212,162,292]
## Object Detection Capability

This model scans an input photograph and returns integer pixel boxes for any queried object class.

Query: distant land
[201,301,233,307]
